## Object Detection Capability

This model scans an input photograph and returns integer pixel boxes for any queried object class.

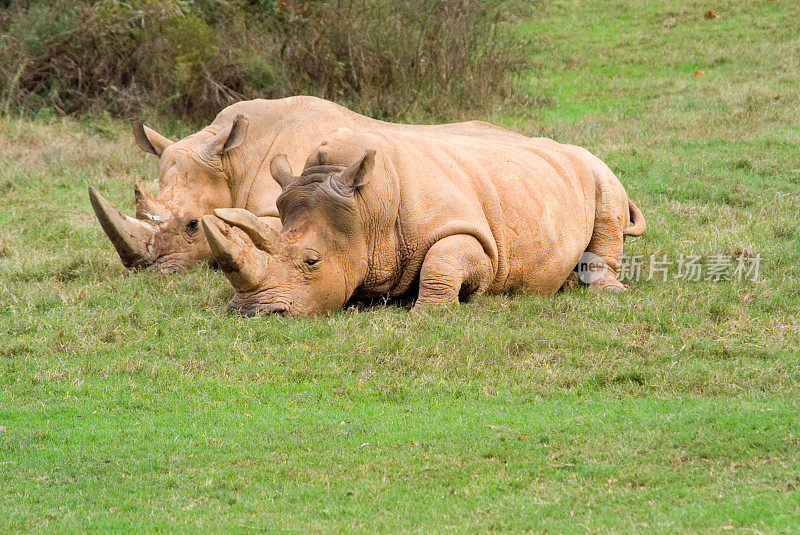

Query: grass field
[2,0,800,532]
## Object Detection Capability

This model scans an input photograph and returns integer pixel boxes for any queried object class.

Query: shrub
[274,0,528,119]
[0,0,529,122]
[0,0,280,118]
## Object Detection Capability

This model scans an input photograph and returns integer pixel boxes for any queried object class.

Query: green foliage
[0,0,271,118]
[0,0,528,122]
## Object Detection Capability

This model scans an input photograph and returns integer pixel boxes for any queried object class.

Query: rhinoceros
[88,96,523,273]
[201,126,646,317]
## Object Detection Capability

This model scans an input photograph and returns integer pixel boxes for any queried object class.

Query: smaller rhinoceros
[201,127,646,317]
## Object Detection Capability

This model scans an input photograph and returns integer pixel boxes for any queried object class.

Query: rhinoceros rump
[90,96,525,273]
[203,127,646,317]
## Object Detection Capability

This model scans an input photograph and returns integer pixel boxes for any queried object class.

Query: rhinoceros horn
[134,180,169,222]
[88,186,155,269]
[213,208,285,254]
[201,213,271,291]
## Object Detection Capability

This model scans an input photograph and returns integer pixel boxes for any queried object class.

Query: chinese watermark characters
[617,253,761,283]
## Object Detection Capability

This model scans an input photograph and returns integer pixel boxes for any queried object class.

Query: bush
[275,0,528,120]
[0,0,279,118]
[0,0,529,122]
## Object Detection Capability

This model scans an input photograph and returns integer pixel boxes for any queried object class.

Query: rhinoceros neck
[348,154,496,300]
[352,173,402,296]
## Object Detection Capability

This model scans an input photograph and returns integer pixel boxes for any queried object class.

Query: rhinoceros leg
[412,235,493,309]
[583,167,634,293]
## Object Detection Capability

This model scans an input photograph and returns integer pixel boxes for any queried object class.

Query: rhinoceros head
[89,115,248,273]
[202,149,376,317]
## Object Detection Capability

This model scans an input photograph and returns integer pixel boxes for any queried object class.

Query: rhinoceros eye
[302,251,321,267]
[186,219,199,233]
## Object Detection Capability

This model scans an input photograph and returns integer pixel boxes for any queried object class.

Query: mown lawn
[2,0,800,532]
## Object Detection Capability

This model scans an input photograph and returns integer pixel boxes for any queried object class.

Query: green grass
[2,0,800,531]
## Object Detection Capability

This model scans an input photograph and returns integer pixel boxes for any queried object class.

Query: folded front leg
[413,234,493,309]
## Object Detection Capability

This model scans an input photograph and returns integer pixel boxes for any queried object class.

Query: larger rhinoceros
[201,126,646,317]
[89,96,523,272]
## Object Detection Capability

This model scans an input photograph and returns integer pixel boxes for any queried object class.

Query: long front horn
[212,208,285,254]
[201,214,268,291]
[88,186,156,269]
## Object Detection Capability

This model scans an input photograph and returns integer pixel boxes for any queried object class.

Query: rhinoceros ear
[206,114,249,158]
[131,117,173,157]
[332,150,375,195]
[270,154,295,189]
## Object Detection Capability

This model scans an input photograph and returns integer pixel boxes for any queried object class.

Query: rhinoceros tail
[624,200,646,237]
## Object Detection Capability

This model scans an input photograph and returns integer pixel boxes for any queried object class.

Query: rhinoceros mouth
[227,295,290,318]
[88,186,156,269]
[151,261,187,274]
[253,303,290,317]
